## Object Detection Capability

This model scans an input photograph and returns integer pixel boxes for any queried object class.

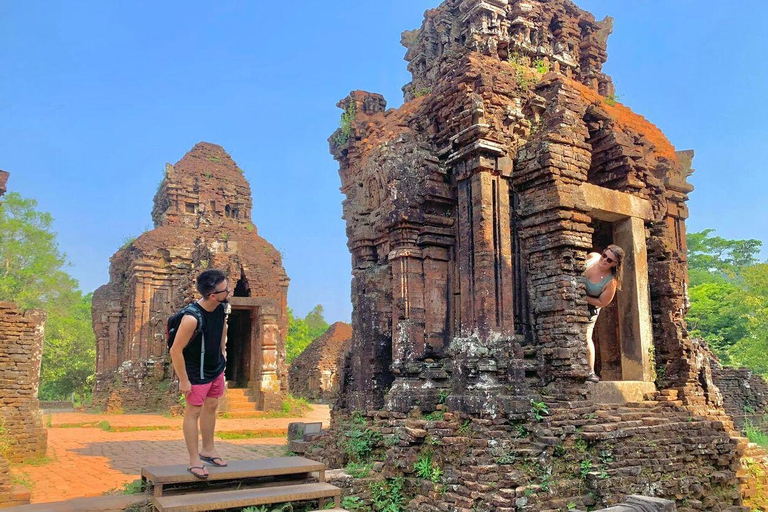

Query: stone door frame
[581,183,654,382]
[228,297,282,409]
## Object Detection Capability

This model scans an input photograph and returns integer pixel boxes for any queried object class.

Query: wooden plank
[155,482,340,512]
[142,457,325,485]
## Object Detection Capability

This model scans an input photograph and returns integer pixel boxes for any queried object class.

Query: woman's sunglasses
[601,252,615,264]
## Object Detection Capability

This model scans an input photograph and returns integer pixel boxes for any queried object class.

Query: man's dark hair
[196,269,227,297]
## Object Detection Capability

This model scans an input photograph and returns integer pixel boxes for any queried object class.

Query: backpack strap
[183,304,206,381]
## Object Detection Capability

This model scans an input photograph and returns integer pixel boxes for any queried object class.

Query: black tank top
[183,302,226,384]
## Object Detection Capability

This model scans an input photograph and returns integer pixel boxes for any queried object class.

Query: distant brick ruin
[92,143,290,412]
[0,172,47,507]
[309,0,768,509]
[289,322,352,402]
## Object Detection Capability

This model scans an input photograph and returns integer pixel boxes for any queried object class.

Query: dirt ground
[10,405,330,504]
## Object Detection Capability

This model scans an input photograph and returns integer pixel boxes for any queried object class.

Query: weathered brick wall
[711,360,768,432]
[309,395,759,511]
[0,302,47,462]
[92,359,178,413]
[289,322,352,402]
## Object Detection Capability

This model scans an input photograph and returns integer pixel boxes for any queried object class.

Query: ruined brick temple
[309,0,768,509]
[92,143,290,412]
[0,171,47,507]
[288,322,352,402]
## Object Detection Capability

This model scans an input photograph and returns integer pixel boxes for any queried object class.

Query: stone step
[142,457,325,488]
[226,387,257,397]
[154,482,341,512]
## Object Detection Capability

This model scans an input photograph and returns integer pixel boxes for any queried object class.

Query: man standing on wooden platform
[170,269,230,479]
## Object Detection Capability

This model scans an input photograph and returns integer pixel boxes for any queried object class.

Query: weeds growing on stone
[414,451,443,483]
[370,477,405,512]
[345,461,373,478]
[341,495,365,511]
[530,399,549,421]
[332,103,356,147]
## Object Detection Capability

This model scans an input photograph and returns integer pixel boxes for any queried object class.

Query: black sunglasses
[211,288,230,296]
[601,252,615,264]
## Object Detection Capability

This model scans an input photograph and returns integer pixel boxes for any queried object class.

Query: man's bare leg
[200,397,227,465]
[183,403,208,477]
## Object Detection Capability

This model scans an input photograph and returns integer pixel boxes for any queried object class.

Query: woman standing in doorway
[583,244,625,382]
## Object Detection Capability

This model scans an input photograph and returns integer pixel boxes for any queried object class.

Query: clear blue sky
[2,1,766,324]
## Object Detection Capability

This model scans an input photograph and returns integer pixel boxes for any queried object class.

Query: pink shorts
[185,372,225,406]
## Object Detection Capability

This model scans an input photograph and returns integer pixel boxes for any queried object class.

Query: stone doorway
[582,184,654,384]
[226,308,254,388]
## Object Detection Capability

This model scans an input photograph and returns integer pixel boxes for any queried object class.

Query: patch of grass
[11,471,33,490]
[746,420,768,449]
[604,92,621,106]
[281,394,312,417]
[207,156,222,163]
[216,430,285,440]
[120,235,137,250]
[18,454,54,466]
[413,87,432,98]
[423,411,444,422]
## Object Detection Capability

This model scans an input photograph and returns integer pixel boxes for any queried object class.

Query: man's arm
[169,314,198,395]
[221,318,228,356]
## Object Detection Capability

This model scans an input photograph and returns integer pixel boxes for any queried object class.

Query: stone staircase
[222,384,261,418]
[141,456,347,512]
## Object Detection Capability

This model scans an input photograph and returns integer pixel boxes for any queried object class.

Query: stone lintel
[228,297,278,312]
[581,183,653,221]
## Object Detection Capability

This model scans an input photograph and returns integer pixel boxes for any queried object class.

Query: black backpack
[166,304,205,351]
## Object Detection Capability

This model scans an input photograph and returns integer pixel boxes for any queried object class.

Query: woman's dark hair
[196,269,226,297]
[605,244,625,290]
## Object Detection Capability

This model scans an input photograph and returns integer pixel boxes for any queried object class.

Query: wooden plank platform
[142,457,325,485]
[154,482,341,512]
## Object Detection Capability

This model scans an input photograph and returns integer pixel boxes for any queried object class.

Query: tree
[0,192,95,402]
[285,305,329,364]
[686,230,767,375]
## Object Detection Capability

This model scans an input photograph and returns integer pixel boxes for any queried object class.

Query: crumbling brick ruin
[92,143,290,412]
[288,322,352,402]
[0,171,47,507]
[308,0,768,509]
[711,357,768,433]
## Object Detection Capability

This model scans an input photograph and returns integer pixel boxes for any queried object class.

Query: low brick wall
[0,302,47,463]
